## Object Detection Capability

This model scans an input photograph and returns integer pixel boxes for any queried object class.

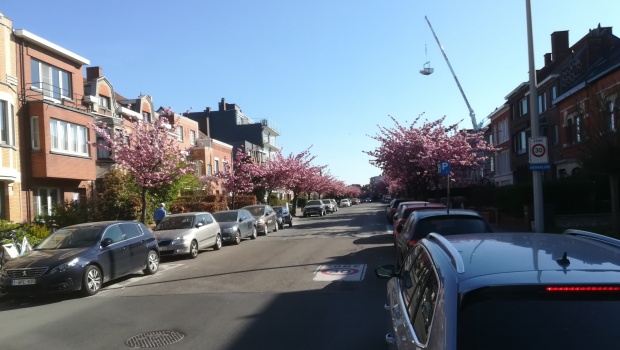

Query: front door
[99,224,132,278]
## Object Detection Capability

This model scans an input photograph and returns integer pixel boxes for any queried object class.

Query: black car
[273,206,293,229]
[0,221,160,297]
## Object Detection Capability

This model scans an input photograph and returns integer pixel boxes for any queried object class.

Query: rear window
[457,286,620,349]
[307,200,322,206]
[412,216,490,239]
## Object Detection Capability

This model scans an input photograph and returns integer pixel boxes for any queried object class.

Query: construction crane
[424,15,479,130]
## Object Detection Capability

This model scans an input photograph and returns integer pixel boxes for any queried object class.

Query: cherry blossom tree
[257,151,291,203]
[218,147,261,208]
[279,148,321,215]
[92,116,194,223]
[366,114,495,198]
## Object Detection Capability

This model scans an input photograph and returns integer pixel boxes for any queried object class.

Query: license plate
[11,279,36,286]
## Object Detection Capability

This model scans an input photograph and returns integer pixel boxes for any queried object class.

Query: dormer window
[142,112,151,123]
[99,96,111,110]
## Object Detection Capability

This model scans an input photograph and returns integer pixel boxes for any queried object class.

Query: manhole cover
[125,330,185,348]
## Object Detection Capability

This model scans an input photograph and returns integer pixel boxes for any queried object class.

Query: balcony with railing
[260,119,280,135]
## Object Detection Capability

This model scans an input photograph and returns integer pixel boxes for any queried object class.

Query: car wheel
[250,226,257,239]
[143,250,159,275]
[82,265,102,297]
[188,240,199,259]
[278,222,284,229]
[234,230,241,245]
[213,234,222,250]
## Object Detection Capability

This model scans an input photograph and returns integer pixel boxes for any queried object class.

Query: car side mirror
[375,264,397,279]
[101,238,113,248]
[396,224,403,234]
[238,218,243,222]
[195,222,204,228]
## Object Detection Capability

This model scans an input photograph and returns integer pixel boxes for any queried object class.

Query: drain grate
[125,330,186,348]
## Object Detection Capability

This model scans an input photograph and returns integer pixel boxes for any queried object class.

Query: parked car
[243,204,278,235]
[303,200,326,217]
[363,197,372,203]
[212,209,257,244]
[392,202,446,240]
[339,199,351,207]
[394,209,492,269]
[322,199,336,213]
[329,199,339,212]
[381,195,392,203]
[351,198,361,205]
[273,206,293,228]
[0,221,159,297]
[386,198,416,224]
[154,212,222,258]
[376,229,620,349]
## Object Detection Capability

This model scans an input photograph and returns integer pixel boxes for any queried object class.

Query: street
[0,203,393,350]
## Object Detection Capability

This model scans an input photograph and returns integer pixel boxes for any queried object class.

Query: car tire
[250,226,257,239]
[188,240,199,259]
[213,234,222,250]
[82,265,102,297]
[143,250,159,275]
[278,222,284,229]
[234,230,241,245]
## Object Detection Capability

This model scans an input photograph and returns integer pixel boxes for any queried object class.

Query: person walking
[154,203,167,225]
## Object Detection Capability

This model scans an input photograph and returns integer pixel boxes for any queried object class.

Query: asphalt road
[0,202,395,350]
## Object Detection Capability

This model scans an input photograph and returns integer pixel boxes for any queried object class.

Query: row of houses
[485,24,620,186]
[0,13,280,223]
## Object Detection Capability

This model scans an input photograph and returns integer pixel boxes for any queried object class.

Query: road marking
[313,264,366,281]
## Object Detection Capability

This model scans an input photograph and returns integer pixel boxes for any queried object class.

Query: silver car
[153,212,222,259]
[212,209,257,244]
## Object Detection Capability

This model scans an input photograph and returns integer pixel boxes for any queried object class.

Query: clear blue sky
[3,1,618,185]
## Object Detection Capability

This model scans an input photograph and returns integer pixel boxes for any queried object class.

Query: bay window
[50,118,89,156]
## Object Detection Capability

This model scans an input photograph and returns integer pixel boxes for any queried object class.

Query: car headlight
[172,236,187,245]
[222,226,237,233]
[257,218,265,224]
[50,258,80,275]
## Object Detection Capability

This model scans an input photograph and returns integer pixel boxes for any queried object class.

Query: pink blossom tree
[218,147,261,208]
[92,117,194,223]
[279,148,321,215]
[257,151,292,203]
[367,115,495,198]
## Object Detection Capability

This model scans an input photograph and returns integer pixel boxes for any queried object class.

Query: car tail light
[546,286,620,292]
[407,239,419,247]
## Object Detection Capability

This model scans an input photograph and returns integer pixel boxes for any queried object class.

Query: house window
[190,130,196,145]
[50,118,89,156]
[215,159,220,174]
[99,96,111,110]
[207,164,213,175]
[96,130,111,159]
[176,126,183,142]
[30,58,72,100]
[142,112,151,123]
[551,85,557,100]
[609,101,616,131]
[497,151,510,175]
[574,115,583,143]
[0,100,15,146]
[520,97,528,116]
[538,92,547,114]
[515,131,527,154]
[498,119,509,144]
[35,188,58,216]
[31,116,40,149]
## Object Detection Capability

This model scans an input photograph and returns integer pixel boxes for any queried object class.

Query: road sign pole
[526,0,544,232]
[447,174,450,209]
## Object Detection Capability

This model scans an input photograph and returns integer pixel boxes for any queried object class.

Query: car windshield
[457,286,620,349]
[155,216,195,230]
[307,200,322,206]
[322,200,330,204]
[212,212,238,222]
[273,207,283,214]
[36,227,103,249]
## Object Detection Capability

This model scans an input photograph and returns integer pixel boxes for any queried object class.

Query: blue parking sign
[439,161,450,175]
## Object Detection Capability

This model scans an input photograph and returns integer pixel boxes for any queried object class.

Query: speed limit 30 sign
[529,137,549,164]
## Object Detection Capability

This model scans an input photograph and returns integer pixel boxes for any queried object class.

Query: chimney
[219,98,226,111]
[544,53,552,66]
[86,66,102,80]
[551,31,570,62]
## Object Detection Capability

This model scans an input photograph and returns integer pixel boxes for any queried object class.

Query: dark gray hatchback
[377,230,620,349]
[0,221,159,297]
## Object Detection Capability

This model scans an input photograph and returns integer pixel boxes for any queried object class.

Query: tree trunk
[292,192,298,216]
[140,186,147,224]
[610,174,620,238]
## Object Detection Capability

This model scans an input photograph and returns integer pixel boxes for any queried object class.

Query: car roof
[165,212,211,217]
[413,209,483,220]
[243,205,267,208]
[423,231,620,293]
